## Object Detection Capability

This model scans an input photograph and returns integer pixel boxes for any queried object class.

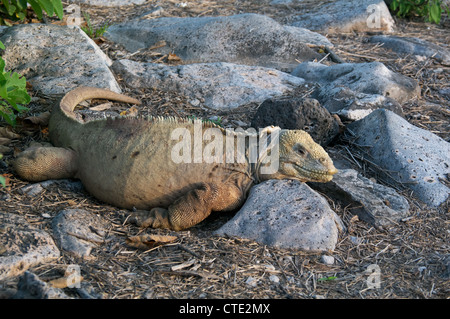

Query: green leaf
[0,175,5,188]
[28,0,43,19]
[50,0,63,19]
[0,40,5,50]
[37,0,54,17]
[318,276,337,282]
[17,0,28,10]
[429,3,442,23]
[0,109,16,126]
[1,0,13,16]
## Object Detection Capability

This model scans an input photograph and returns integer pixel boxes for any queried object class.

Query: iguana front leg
[131,182,245,231]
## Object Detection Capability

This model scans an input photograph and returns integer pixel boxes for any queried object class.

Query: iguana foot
[14,146,77,182]
[129,208,172,229]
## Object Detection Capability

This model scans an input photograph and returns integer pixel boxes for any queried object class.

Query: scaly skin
[14,87,337,230]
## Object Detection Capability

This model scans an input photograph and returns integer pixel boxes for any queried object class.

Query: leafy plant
[0,0,63,24]
[0,40,31,126]
[81,12,110,39]
[390,0,450,24]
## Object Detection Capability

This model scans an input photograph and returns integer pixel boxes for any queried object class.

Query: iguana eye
[293,144,307,157]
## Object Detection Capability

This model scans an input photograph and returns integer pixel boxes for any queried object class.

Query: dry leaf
[48,275,84,289]
[171,259,196,271]
[120,106,139,117]
[0,127,20,139]
[0,145,11,153]
[149,40,167,50]
[24,112,51,126]
[0,137,11,145]
[168,53,182,62]
[89,102,112,111]
[126,234,177,250]
[48,265,84,288]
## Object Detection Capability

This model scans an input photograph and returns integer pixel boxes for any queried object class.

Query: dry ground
[0,0,449,300]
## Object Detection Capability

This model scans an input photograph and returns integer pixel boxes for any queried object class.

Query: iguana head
[257,129,337,183]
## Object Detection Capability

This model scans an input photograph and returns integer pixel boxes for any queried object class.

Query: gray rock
[269,275,280,283]
[310,168,410,227]
[0,24,120,97]
[347,109,450,207]
[13,271,70,299]
[321,255,335,265]
[439,87,450,99]
[292,62,419,119]
[52,209,109,258]
[19,179,83,197]
[105,13,322,72]
[215,180,344,251]
[369,35,450,65]
[251,97,340,146]
[0,214,60,281]
[67,0,146,6]
[288,0,394,33]
[112,60,306,109]
[19,183,44,197]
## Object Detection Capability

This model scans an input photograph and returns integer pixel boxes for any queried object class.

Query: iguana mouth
[292,162,338,179]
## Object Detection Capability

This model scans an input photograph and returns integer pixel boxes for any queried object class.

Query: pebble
[321,255,335,265]
[245,276,258,287]
[269,275,280,283]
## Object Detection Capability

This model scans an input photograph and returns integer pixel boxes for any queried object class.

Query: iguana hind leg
[131,182,244,231]
[14,146,77,182]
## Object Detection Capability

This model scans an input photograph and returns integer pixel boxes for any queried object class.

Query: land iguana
[13,87,338,231]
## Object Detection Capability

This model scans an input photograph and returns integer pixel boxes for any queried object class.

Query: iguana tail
[60,86,141,116]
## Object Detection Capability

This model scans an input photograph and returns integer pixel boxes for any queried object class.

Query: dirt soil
[0,0,449,299]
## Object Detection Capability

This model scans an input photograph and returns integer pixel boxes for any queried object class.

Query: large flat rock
[292,62,420,120]
[287,0,394,33]
[112,60,306,109]
[105,13,323,72]
[369,35,450,65]
[310,169,410,228]
[215,180,344,252]
[347,109,450,207]
[0,24,120,97]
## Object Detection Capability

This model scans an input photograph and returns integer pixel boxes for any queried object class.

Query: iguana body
[14,87,337,230]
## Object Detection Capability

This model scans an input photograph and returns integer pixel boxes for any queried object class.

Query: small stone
[245,276,258,287]
[19,183,44,196]
[321,255,335,265]
[189,99,200,107]
[269,275,280,283]
[350,236,362,245]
